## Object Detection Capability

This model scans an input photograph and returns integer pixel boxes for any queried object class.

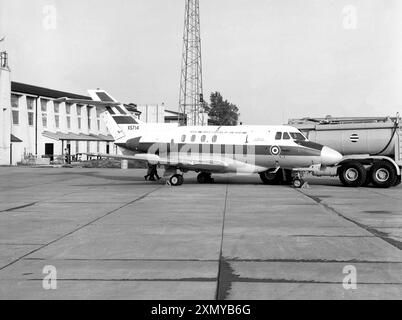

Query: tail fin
[88,89,144,141]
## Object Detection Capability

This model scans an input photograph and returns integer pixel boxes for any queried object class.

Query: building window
[78,118,82,130]
[55,115,60,129]
[42,113,47,128]
[76,142,79,154]
[87,141,91,153]
[54,102,60,114]
[201,135,206,143]
[97,141,100,153]
[77,105,82,116]
[87,108,92,130]
[67,117,71,130]
[66,103,72,115]
[28,112,34,126]
[191,135,196,142]
[11,94,20,109]
[212,135,218,143]
[41,99,48,112]
[26,97,35,110]
[96,108,101,131]
[181,135,186,143]
[12,110,19,125]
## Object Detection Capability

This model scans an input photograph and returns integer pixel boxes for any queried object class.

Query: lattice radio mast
[179,0,205,126]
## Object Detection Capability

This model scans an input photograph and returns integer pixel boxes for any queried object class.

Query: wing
[82,153,229,172]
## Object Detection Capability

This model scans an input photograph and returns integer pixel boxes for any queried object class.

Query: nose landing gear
[291,172,306,189]
[169,174,184,186]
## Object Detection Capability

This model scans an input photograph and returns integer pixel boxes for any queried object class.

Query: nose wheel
[292,178,304,189]
[169,174,184,186]
[292,172,306,189]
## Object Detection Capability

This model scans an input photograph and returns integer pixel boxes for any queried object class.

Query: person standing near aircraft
[151,164,161,181]
[144,163,160,181]
[144,163,153,181]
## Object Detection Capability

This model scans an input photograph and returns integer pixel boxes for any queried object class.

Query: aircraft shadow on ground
[40,170,395,189]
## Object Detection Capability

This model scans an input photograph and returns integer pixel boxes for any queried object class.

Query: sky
[1,0,402,125]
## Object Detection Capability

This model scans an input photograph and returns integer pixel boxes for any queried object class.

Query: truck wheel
[370,162,397,188]
[394,176,401,187]
[339,162,367,187]
[259,170,283,185]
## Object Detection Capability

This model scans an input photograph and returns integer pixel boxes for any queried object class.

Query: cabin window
[201,135,207,143]
[212,135,218,143]
[283,132,291,140]
[191,135,196,142]
[181,135,186,143]
[275,132,282,140]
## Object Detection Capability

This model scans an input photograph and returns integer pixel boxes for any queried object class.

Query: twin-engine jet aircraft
[57,90,342,187]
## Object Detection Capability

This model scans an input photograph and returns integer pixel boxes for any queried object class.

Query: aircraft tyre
[338,161,367,188]
[370,161,397,189]
[292,178,304,189]
[170,174,184,186]
[259,170,283,185]
[197,173,214,184]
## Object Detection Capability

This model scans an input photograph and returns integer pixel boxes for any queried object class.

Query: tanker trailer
[289,115,402,188]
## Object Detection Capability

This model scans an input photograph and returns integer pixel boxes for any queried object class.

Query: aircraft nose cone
[321,146,343,165]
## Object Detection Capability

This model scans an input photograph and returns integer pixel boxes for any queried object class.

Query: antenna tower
[179,0,205,126]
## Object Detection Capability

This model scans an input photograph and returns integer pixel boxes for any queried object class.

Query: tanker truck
[288,115,401,188]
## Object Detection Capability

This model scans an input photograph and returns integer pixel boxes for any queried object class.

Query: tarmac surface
[0,167,401,300]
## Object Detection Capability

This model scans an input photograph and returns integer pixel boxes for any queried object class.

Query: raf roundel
[270,145,281,156]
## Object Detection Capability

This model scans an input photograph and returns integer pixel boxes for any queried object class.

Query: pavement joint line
[225,259,402,263]
[364,188,402,201]
[289,235,375,238]
[13,279,402,286]
[22,278,218,282]
[3,277,401,286]
[215,184,229,301]
[0,244,47,246]
[0,185,164,272]
[0,191,87,215]
[0,202,37,213]
[20,258,402,264]
[0,174,86,193]
[298,190,402,251]
[22,258,220,262]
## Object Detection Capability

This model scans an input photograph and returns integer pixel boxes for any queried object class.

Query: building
[8,82,118,165]
[0,51,173,166]
[0,51,192,166]
[136,104,165,123]
[0,52,12,166]
[164,109,186,124]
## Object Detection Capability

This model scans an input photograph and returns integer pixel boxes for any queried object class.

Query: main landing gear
[197,172,215,184]
[167,172,214,186]
[259,169,305,188]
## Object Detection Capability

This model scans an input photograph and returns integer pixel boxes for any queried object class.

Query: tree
[207,92,240,126]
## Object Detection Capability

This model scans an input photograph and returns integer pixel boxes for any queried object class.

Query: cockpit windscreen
[289,132,307,141]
